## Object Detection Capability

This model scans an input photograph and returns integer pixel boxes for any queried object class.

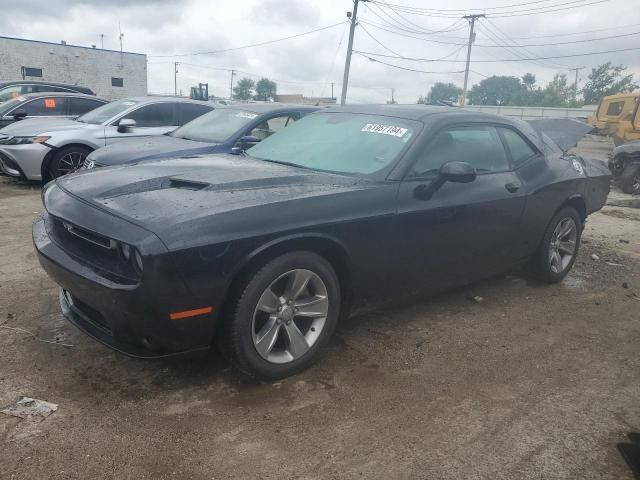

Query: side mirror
[12,109,27,120]
[439,161,477,183]
[231,135,260,154]
[117,118,136,133]
[414,161,477,200]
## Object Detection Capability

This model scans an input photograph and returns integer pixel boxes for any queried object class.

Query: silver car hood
[0,118,97,136]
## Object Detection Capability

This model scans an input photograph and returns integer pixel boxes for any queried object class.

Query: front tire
[222,251,341,380]
[620,163,640,195]
[48,145,92,179]
[530,206,582,283]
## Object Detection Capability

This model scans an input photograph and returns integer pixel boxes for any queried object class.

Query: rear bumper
[33,212,218,358]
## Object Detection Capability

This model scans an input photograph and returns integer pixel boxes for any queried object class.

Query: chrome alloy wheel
[252,269,329,364]
[57,151,87,175]
[549,217,578,274]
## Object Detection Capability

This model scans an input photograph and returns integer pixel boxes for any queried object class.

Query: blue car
[84,103,320,169]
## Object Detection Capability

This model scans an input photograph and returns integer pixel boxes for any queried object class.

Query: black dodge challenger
[33,105,611,379]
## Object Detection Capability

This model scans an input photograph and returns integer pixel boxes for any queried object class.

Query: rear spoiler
[525,118,594,153]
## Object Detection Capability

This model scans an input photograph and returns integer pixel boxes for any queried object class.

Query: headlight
[120,243,131,261]
[3,136,51,145]
[134,250,144,273]
[82,158,95,170]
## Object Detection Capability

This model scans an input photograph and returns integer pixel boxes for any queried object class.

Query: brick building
[0,36,147,99]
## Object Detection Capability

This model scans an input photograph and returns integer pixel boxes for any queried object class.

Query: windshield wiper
[257,158,304,169]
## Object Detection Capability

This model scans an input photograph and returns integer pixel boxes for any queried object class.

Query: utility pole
[340,0,363,105]
[570,66,585,101]
[174,62,179,97]
[391,88,395,104]
[100,33,104,49]
[229,69,236,100]
[461,14,485,106]
[331,82,335,99]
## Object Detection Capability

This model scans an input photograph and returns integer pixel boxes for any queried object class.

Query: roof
[12,92,107,101]
[215,103,321,114]
[0,80,94,94]
[0,35,145,57]
[125,96,214,105]
[600,92,640,101]
[321,104,510,122]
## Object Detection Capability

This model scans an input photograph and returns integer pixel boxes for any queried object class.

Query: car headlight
[4,136,51,145]
[82,158,95,170]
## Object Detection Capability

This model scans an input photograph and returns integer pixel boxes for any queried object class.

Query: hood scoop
[169,178,209,190]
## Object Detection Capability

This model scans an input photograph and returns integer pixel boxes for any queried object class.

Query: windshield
[170,108,259,143]
[77,99,139,125]
[247,112,417,174]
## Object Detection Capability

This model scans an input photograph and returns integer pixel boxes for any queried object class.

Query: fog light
[120,243,131,261]
[134,250,144,272]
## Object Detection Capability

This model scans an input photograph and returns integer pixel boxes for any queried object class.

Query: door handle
[505,182,521,193]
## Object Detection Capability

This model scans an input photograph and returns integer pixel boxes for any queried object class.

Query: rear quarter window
[501,128,538,168]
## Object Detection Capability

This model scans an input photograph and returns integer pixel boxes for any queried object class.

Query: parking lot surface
[1,137,640,479]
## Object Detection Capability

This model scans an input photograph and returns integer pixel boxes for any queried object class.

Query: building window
[111,77,124,87]
[22,67,43,78]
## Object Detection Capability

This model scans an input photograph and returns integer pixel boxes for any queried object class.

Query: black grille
[46,214,139,284]
[0,152,23,174]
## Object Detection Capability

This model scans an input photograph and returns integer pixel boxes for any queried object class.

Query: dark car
[0,92,108,128]
[83,104,320,169]
[0,80,94,103]
[33,105,611,379]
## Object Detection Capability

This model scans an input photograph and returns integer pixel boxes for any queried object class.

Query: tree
[254,78,277,101]
[468,76,526,106]
[582,62,638,105]
[417,96,426,104]
[521,73,536,92]
[425,82,462,104]
[540,73,574,107]
[233,77,255,101]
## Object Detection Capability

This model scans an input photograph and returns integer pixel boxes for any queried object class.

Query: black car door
[394,123,527,296]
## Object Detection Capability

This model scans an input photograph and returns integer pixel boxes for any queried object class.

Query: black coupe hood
[55,154,364,242]
[91,135,214,166]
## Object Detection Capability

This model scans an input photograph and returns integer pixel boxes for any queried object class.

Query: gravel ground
[1,136,640,479]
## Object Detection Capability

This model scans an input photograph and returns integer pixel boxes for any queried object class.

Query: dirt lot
[1,136,640,479]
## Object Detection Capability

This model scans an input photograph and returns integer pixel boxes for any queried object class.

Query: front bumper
[33,211,217,358]
[0,143,51,180]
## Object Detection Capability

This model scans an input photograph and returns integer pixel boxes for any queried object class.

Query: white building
[0,36,147,99]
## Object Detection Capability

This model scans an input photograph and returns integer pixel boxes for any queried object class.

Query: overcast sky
[2,0,639,103]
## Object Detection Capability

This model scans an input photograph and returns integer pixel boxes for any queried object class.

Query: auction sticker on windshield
[236,112,258,119]
[361,124,408,137]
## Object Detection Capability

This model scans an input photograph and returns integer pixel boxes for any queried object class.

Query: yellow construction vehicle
[611,97,640,146]
[587,92,640,138]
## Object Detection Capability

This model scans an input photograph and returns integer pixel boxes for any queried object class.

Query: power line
[355,51,465,74]
[483,18,571,69]
[148,22,346,58]
[371,0,601,13]
[367,0,609,18]
[355,45,640,62]
[362,6,468,37]
[507,22,640,39]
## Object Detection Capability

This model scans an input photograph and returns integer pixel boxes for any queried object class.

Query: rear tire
[222,251,341,380]
[620,163,640,195]
[48,145,92,179]
[530,206,582,283]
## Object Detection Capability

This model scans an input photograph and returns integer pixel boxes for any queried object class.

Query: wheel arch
[41,142,95,181]
[220,233,352,326]
[561,194,587,226]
